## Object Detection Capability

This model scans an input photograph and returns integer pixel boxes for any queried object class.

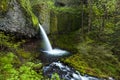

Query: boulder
[0,0,37,37]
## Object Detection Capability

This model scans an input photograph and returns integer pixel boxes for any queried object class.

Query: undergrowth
[0,32,61,80]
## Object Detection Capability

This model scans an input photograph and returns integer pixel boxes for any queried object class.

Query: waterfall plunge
[39,24,52,51]
[39,24,69,56]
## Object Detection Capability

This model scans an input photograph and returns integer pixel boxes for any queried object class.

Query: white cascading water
[39,24,52,51]
[39,24,69,56]
[43,62,102,80]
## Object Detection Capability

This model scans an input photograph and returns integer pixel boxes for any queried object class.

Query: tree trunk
[88,0,92,32]
[81,0,84,35]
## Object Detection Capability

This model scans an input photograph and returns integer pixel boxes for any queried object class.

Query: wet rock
[43,62,100,80]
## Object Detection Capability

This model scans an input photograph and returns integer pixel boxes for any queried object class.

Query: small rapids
[43,61,101,80]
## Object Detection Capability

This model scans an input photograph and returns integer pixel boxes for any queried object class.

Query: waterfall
[39,23,69,56]
[39,24,52,51]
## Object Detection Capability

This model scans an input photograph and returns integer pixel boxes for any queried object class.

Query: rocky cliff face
[31,0,83,34]
[0,0,37,37]
[32,2,50,34]
[50,1,82,34]
[0,0,83,37]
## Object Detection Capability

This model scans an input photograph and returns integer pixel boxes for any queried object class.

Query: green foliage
[0,0,9,15]
[0,52,43,80]
[63,40,120,79]
[30,0,45,6]
[0,0,119,79]
[48,0,120,79]
[47,1,81,14]
[0,32,24,50]
[19,62,43,80]
[19,0,39,26]
[0,32,28,63]
[51,73,60,80]
[0,32,45,79]
[96,0,116,14]
[0,52,19,80]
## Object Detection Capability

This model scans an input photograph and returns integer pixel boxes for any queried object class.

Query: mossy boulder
[0,0,39,37]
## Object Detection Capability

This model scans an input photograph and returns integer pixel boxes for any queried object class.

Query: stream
[39,24,114,80]
[41,53,114,80]
[43,61,100,80]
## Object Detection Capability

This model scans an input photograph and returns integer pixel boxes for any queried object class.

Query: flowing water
[39,24,69,56]
[39,24,52,51]
[39,24,114,80]
[44,61,100,80]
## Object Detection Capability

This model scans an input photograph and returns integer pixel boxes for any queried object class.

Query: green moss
[49,22,120,79]
[0,52,43,80]
[51,73,60,80]
[50,28,120,79]
[19,0,39,26]
[56,12,81,32]
[50,11,58,33]
[47,1,83,34]
[0,0,9,16]
[62,42,120,79]
[0,32,15,49]
[47,1,82,13]
[16,49,31,59]
[0,32,44,79]
[0,32,35,62]
[50,31,80,52]
[62,54,89,74]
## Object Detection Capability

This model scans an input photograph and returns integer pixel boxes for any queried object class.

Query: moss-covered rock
[32,2,50,34]
[19,0,39,26]
[50,11,58,33]
[56,11,81,33]
[49,6,82,34]
[0,0,39,37]
[30,1,83,34]
[0,0,9,17]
